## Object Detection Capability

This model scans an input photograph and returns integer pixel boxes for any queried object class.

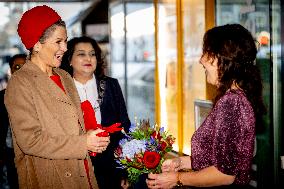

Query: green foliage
[128,167,144,184]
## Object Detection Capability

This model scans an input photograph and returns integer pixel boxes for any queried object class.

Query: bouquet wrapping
[115,119,175,184]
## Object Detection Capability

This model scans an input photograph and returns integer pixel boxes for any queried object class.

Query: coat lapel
[54,68,85,131]
[25,61,73,105]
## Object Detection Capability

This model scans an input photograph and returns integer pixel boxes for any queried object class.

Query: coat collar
[24,61,72,105]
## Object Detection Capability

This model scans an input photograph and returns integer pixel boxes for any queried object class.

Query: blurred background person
[0,53,26,189]
[4,5,110,189]
[61,36,131,189]
[146,24,266,189]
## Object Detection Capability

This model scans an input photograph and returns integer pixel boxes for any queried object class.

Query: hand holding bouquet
[115,119,175,184]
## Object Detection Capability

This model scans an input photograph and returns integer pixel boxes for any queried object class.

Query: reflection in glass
[126,3,155,124]
[182,0,206,155]
[110,2,155,125]
[110,3,125,82]
[156,0,178,151]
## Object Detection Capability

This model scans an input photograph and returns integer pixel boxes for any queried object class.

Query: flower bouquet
[115,119,175,185]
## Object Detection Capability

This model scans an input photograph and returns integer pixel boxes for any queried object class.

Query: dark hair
[61,36,106,78]
[28,20,66,53]
[202,24,266,131]
[8,53,27,68]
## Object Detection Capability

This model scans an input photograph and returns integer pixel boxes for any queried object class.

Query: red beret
[17,5,61,49]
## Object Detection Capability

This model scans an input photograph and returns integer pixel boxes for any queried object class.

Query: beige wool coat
[4,61,99,189]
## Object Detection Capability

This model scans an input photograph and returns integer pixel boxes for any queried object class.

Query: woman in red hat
[61,36,131,189]
[4,5,109,189]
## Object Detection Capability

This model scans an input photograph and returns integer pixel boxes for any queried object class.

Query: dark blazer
[91,76,131,189]
[0,88,18,189]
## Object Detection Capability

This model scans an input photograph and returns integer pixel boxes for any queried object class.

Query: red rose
[143,151,161,169]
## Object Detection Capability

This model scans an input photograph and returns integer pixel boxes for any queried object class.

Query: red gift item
[81,100,122,156]
[96,131,109,137]
[81,100,98,130]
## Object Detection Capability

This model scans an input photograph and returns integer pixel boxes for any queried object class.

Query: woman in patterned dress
[146,24,266,189]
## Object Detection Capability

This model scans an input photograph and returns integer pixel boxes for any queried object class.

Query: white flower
[121,139,146,159]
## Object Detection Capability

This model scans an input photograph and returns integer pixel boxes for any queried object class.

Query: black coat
[91,76,130,189]
[0,89,8,161]
[1,89,18,189]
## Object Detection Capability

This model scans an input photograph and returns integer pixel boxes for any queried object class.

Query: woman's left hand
[146,172,177,189]
[162,158,181,172]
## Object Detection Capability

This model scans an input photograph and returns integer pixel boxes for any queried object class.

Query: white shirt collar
[73,74,101,123]
[73,74,96,89]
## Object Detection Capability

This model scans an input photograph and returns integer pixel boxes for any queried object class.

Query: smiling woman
[60,36,131,189]
[146,24,265,189]
[4,5,108,189]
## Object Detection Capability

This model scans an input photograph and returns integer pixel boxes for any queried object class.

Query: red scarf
[80,100,122,156]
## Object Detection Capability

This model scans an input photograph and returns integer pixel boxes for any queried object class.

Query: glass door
[182,0,206,154]
[109,1,155,124]
[156,0,179,151]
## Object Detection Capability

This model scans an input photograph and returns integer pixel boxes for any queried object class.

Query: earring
[70,63,72,66]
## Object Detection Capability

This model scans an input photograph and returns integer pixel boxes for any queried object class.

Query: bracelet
[176,172,183,187]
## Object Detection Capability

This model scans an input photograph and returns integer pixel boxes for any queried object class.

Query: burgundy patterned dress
[191,90,255,185]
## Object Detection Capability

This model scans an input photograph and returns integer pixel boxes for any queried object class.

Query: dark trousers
[5,148,18,189]
[130,174,148,189]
